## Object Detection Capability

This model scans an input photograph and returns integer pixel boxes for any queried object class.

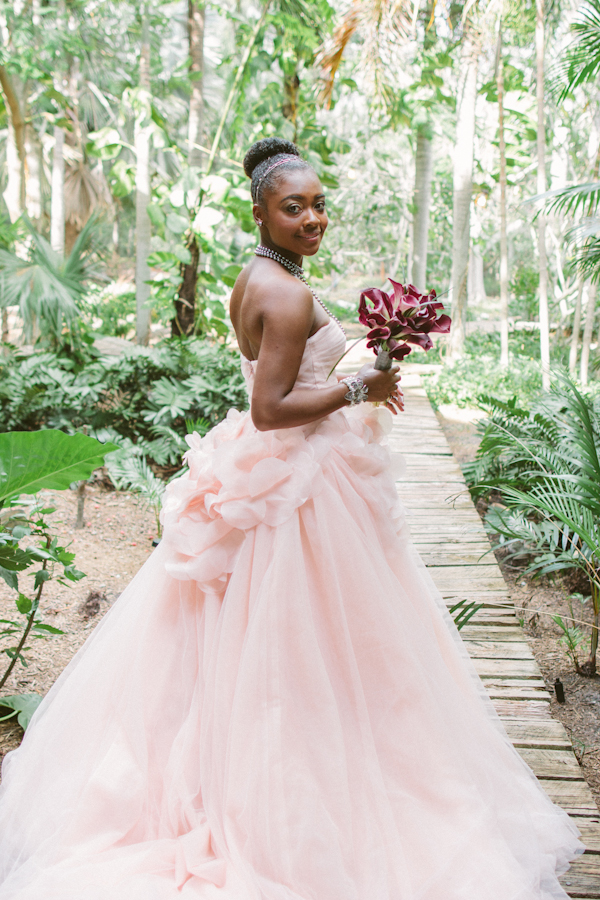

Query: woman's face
[255,168,328,260]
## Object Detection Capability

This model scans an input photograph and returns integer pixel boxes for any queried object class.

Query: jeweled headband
[255,154,298,188]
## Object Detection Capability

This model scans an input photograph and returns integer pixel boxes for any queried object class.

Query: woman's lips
[300,232,321,243]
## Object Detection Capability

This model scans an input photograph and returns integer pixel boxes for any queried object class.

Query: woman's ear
[253,203,264,227]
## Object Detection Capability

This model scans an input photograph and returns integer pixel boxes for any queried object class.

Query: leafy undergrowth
[0,338,249,471]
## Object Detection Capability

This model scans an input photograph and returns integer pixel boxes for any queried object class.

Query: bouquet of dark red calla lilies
[359,278,451,370]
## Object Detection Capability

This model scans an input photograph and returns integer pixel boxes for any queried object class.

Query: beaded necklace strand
[255,245,346,336]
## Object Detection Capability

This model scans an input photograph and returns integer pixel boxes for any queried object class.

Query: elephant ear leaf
[0,431,119,505]
[0,692,42,729]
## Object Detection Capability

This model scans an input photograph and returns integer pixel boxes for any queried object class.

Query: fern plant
[104,451,168,537]
[467,378,600,675]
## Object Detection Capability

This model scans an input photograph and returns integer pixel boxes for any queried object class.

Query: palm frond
[569,238,600,283]
[554,0,600,100]
[533,182,600,219]
[0,217,97,342]
[317,0,412,107]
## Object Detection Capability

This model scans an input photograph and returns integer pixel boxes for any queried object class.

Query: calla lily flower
[358,277,451,364]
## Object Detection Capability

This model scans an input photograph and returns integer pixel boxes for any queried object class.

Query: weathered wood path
[392,373,600,898]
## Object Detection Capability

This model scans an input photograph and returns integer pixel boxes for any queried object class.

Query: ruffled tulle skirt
[0,405,583,899]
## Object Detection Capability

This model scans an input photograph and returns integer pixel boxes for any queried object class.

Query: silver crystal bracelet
[341,375,369,406]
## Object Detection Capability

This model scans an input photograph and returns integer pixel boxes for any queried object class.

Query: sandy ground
[0,483,156,765]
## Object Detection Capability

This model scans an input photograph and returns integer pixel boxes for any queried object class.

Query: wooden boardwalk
[391,374,600,898]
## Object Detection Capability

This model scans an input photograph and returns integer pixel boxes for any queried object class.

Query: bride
[0,137,583,899]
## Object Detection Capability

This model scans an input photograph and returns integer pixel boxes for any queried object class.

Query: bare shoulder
[241,259,313,333]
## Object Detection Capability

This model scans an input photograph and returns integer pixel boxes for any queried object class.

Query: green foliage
[0,430,118,504]
[104,451,169,536]
[0,339,248,471]
[0,458,87,705]
[552,595,590,672]
[422,334,543,410]
[86,285,136,337]
[555,0,600,100]
[449,599,483,630]
[0,692,42,730]
[464,378,600,675]
[0,217,98,345]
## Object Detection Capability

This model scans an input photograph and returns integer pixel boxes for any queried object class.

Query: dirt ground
[438,412,600,810]
[0,483,156,766]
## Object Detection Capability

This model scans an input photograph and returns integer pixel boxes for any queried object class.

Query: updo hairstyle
[243,137,311,205]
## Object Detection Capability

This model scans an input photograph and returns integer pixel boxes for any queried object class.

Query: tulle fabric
[0,320,583,899]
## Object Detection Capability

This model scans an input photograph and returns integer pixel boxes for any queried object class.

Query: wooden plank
[516,748,585,781]
[439,591,512,604]
[463,640,536,659]
[502,718,573,749]
[460,625,531,641]
[417,548,494,566]
[484,683,550,702]
[539,780,599,817]
[429,566,508,592]
[472,658,542,679]
[495,698,559,718]
[578,823,600,853]
[559,872,600,898]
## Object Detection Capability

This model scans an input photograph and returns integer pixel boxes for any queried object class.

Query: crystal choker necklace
[254,245,346,336]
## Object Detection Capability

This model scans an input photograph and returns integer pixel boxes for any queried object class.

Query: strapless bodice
[240,319,347,393]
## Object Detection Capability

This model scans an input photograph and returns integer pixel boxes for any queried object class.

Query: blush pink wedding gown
[0,320,583,899]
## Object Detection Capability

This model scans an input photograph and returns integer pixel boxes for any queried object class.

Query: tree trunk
[497,25,509,367]
[569,277,584,375]
[174,0,206,336]
[468,248,486,303]
[51,125,66,255]
[187,0,204,167]
[0,67,25,222]
[135,9,152,346]
[449,26,479,358]
[172,235,200,337]
[24,124,42,227]
[411,121,433,293]
[283,70,300,142]
[580,282,596,386]
[536,0,550,390]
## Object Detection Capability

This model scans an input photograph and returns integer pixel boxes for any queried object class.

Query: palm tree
[541,0,600,380]
[448,12,481,358]
[0,217,96,346]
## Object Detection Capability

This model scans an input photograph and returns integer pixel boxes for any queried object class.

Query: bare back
[229,258,329,363]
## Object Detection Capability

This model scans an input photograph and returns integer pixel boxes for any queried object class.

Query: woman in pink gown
[0,138,584,899]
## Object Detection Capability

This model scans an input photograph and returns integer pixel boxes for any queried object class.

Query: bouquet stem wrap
[374,348,392,371]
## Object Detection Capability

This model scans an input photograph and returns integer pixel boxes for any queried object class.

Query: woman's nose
[304,206,319,225]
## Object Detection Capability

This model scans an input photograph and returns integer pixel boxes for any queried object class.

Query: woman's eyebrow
[280,193,325,202]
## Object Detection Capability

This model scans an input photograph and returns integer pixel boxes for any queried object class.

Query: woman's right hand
[357,363,403,412]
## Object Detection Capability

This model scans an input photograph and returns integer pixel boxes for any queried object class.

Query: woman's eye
[315,202,326,211]
[287,205,301,214]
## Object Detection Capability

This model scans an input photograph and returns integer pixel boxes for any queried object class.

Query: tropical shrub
[421,333,543,410]
[465,380,600,675]
[0,338,248,469]
[0,217,97,347]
